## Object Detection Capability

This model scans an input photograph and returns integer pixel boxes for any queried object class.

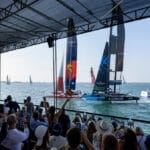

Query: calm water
[1,82,150,133]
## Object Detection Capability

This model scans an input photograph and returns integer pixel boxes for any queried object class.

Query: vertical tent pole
[54,34,58,108]
[0,53,1,100]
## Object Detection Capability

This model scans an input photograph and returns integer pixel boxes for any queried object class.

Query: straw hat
[96,120,114,135]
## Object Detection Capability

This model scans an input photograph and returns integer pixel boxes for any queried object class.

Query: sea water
[1,82,150,133]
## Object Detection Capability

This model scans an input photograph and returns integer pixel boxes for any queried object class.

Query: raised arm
[57,99,70,117]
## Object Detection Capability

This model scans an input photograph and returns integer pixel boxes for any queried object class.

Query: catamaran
[45,18,82,99]
[81,4,139,102]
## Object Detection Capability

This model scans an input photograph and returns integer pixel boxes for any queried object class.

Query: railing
[0,99,150,133]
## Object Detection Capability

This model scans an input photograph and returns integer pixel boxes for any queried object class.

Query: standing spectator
[1,114,29,150]
[58,108,70,137]
[67,127,94,150]
[134,126,147,150]
[5,95,20,114]
[26,96,34,116]
[102,133,119,150]
[40,97,49,109]
[119,128,139,150]
[47,99,70,133]
[49,123,67,149]
[34,125,49,150]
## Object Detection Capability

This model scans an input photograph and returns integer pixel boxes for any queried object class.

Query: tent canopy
[0,0,150,53]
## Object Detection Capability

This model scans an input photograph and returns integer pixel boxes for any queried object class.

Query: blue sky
[1,18,150,83]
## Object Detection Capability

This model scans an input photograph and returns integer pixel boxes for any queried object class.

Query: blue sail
[92,42,109,94]
[65,18,77,90]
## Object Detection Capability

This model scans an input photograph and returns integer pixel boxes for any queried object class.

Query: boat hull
[44,94,82,99]
[81,93,139,102]
[81,94,106,101]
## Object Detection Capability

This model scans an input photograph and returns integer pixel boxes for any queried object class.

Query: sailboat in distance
[90,67,95,84]
[29,75,32,84]
[44,18,82,99]
[6,75,11,85]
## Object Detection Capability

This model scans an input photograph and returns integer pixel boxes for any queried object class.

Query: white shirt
[49,135,67,149]
[137,135,147,150]
[1,128,29,150]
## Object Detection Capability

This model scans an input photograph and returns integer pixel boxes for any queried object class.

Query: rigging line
[54,36,58,108]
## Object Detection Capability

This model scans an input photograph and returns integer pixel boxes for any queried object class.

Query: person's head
[67,127,81,149]
[52,123,62,136]
[35,125,49,148]
[43,97,46,101]
[123,128,138,150]
[48,106,55,115]
[6,95,12,102]
[111,121,118,131]
[72,116,80,124]
[33,111,39,120]
[134,126,144,136]
[102,133,118,150]
[87,121,97,135]
[7,114,17,128]
[27,96,31,102]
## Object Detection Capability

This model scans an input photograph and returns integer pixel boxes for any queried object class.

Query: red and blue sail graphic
[65,18,77,90]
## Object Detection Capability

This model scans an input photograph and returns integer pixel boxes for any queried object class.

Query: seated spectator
[49,123,67,149]
[134,126,147,150]
[101,133,119,150]
[1,114,29,150]
[34,125,49,150]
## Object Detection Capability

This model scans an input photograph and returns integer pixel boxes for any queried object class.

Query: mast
[109,2,125,93]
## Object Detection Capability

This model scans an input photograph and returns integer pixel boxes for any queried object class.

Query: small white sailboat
[6,75,11,85]
[140,90,150,97]
[29,75,32,84]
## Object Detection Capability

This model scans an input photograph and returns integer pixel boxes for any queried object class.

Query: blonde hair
[134,126,144,136]
[7,114,17,126]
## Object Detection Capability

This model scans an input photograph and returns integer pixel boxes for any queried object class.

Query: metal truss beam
[0,0,40,21]
[0,4,150,52]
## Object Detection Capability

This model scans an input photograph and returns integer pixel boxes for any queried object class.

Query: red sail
[90,67,95,84]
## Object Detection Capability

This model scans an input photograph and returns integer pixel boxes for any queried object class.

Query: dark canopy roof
[0,0,150,53]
